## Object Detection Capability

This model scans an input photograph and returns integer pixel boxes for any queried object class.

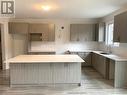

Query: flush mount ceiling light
[41,5,51,11]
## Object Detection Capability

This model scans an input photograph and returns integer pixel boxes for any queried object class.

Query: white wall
[0,19,13,69]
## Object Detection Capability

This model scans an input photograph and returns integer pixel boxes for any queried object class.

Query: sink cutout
[100,52,111,55]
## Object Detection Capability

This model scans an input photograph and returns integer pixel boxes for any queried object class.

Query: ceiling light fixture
[42,5,51,11]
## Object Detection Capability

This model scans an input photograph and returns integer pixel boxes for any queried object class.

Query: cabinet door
[66,63,81,83]
[52,63,81,83]
[77,52,91,66]
[70,24,95,41]
[70,24,79,41]
[92,53,98,70]
[113,15,121,42]
[10,64,38,84]
[9,22,28,34]
[38,63,53,83]
[29,24,48,33]
[119,12,127,42]
[114,11,127,42]
[48,24,55,41]
[97,55,106,77]
[83,52,91,66]
[52,63,66,83]
[29,23,55,41]
[79,24,95,41]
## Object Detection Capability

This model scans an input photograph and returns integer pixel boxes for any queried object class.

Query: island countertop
[8,55,84,63]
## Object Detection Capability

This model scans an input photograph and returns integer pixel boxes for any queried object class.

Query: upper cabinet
[29,23,55,41]
[9,22,28,34]
[114,11,127,42]
[70,24,96,41]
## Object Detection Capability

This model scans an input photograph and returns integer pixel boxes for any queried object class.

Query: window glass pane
[105,23,114,45]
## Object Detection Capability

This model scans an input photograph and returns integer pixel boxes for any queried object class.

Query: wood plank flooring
[0,67,127,95]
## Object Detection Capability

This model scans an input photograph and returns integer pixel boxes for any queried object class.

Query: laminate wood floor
[0,67,127,95]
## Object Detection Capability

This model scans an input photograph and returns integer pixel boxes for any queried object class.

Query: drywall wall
[0,19,14,69]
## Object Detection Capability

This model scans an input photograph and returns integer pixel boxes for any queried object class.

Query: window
[105,22,114,45]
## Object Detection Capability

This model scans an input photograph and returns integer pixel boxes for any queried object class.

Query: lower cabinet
[92,53,106,78]
[70,52,92,66]
[52,63,81,83]
[10,63,81,85]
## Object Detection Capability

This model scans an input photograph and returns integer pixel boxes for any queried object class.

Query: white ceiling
[15,0,127,19]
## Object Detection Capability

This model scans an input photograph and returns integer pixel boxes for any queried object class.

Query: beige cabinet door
[114,15,121,42]
[29,23,55,41]
[29,23,48,33]
[119,12,127,42]
[97,55,106,77]
[92,53,98,70]
[38,63,53,83]
[48,24,55,41]
[114,11,127,42]
[78,52,91,66]
[70,24,95,41]
[92,53,107,78]
[9,22,28,34]
[70,24,79,41]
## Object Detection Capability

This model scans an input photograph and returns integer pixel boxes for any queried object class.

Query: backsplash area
[99,42,127,57]
[30,41,99,54]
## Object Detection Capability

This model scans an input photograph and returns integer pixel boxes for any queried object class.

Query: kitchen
[1,0,127,95]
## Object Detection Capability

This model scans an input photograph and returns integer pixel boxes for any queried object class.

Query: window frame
[105,21,114,45]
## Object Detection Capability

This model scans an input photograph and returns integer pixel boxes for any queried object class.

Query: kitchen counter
[68,50,93,53]
[8,55,84,63]
[93,51,127,61]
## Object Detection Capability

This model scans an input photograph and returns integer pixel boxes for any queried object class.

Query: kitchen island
[8,55,84,87]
